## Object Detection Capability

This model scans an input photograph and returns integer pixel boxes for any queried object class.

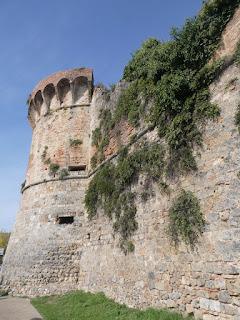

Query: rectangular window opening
[68,165,86,172]
[58,216,74,225]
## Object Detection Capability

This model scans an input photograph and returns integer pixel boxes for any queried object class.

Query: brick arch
[43,84,55,107]
[57,78,71,105]
[72,76,89,105]
[43,83,59,112]
[33,91,43,122]
[28,100,37,128]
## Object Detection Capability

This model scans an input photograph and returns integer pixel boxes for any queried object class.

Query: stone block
[200,298,221,312]
[219,291,231,303]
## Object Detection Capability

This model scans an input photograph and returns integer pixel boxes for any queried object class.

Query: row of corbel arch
[28,76,92,127]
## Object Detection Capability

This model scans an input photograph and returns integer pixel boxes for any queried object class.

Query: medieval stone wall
[214,7,240,60]
[1,10,240,320]
[1,63,240,319]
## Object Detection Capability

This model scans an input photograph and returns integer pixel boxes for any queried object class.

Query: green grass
[32,291,193,320]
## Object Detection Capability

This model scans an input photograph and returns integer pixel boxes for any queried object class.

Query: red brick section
[31,68,93,98]
[104,121,135,158]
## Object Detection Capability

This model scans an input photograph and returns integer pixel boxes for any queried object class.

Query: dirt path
[0,296,42,320]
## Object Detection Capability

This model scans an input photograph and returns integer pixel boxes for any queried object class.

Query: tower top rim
[30,67,93,98]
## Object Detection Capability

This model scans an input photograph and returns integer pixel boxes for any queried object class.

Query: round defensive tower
[0,68,101,295]
[27,68,93,185]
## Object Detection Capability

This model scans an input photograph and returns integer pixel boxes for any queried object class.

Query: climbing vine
[168,190,205,249]
[85,143,166,253]
[85,0,240,251]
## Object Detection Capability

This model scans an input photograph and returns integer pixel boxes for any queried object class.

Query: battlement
[28,68,94,128]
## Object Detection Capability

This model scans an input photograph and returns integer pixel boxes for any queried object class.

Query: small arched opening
[43,83,56,111]
[72,76,89,105]
[57,78,71,106]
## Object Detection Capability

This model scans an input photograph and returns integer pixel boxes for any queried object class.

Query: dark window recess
[68,165,86,172]
[58,216,74,225]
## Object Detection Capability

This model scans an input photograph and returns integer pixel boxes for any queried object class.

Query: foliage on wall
[85,0,240,251]
[168,190,205,249]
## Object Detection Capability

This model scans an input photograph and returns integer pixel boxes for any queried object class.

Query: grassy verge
[32,291,193,320]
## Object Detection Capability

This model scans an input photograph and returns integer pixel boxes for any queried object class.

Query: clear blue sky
[0,0,202,231]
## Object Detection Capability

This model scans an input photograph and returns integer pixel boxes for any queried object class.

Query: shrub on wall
[168,190,205,249]
[49,163,60,176]
[59,168,69,180]
[85,143,166,252]
[85,0,240,251]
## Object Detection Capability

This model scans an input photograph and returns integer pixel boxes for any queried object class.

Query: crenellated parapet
[28,68,93,128]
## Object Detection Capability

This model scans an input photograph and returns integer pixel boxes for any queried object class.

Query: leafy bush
[124,0,239,81]
[91,0,239,177]
[85,0,239,249]
[49,163,60,176]
[59,168,69,180]
[113,81,143,127]
[168,190,205,249]
[85,143,166,251]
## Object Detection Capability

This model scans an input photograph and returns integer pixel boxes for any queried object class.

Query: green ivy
[85,143,166,251]
[92,0,239,177]
[168,190,205,249]
[85,0,240,251]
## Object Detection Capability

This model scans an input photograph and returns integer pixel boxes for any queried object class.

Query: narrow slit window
[58,216,74,225]
[68,165,86,172]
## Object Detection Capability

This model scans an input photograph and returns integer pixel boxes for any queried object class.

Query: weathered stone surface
[200,298,221,313]
[213,7,240,60]
[219,291,231,304]
[1,9,240,320]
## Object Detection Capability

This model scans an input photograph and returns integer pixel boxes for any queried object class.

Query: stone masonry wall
[214,7,240,60]
[2,62,240,320]
[1,10,240,320]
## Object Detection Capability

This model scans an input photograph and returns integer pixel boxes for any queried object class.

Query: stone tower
[27,68,93,184]
[1,68,97,295]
